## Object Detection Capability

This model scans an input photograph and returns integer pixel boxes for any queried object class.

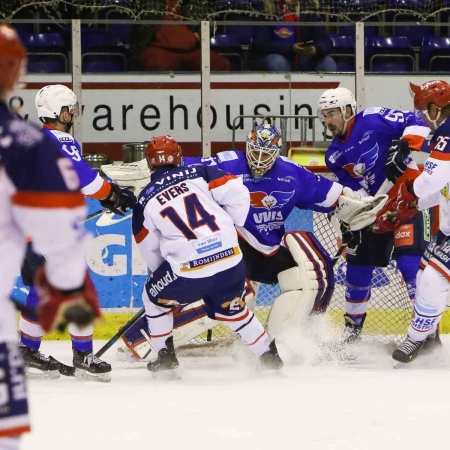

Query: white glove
[347,194,390,231]
[334,187,388,225]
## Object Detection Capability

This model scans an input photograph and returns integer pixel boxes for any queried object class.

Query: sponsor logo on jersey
[58,136,73,142]
[218,151,238,162]
[328,150,342,164]
[424,160,438,175]
[147,270,178,298]
[180,247,240,272]
[274,27,294,39]
[358,130,373,145]
[250,190,294,210]
[193,234,223,254]
[342,143,379,179]
[277,175,295,183]
[394,224,413,247]
[440,184,450,201]
[412,316,437,332]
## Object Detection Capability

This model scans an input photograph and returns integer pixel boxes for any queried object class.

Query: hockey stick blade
[94,307,146,358]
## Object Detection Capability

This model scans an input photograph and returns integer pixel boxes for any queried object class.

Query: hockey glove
[341,223,371,247]
[385,139,411,183]
[373,182,419,233]
[100,183,137,216]
[35,267,101,333]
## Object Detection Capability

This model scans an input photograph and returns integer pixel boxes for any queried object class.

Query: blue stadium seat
[19,32,68,73]
[366,36,415,72]
[211,34,244,71]
[81,32,127,72]
[329,34,355,72]
[420,36,450,72]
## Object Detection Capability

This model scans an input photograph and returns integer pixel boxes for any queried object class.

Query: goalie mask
[246,123,282,181]
[0,25,26,92]
[35,84,79,130]
[317,87,356,134]
[145,135,182,171]
[410,80,450,130]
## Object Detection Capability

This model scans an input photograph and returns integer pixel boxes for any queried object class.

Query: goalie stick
[94,307,145,358]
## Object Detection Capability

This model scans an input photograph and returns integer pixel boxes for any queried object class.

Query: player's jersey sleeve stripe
[12,191,85,208]
[208,174,238,190]
[82,178,111,199]
[134,227,149,244]
[430,151,450,161]
[402,133,427,151]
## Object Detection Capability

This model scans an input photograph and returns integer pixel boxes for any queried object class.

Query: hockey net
[178,167,412,353]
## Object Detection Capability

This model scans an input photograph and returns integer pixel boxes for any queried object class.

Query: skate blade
[74,368,112,383]
[392,359,412,369]
[151,369,181,380]
[25,367,60,380]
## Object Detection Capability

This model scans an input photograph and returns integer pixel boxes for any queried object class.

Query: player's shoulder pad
[48,129,75,143]
[8,118,43,148]
[217,150,240,162]
[362,106,388,117]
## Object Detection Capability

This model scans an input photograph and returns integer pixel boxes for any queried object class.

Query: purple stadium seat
[81,32,127,72]
[420,36,450,72]
[366,36,415,72]
[329,34,355,72]
[211,34,244,71]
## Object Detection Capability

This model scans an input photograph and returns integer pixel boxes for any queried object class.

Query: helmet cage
[246,124,282,178]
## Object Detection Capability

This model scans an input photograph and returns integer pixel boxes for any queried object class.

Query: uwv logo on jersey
[342,143,379,181]
[250,190,294,234]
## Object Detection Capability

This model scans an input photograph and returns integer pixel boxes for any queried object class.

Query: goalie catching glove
[373,182,419,233]
[100,183,137,216]
[35,267,101,333]
[334,187,389,230]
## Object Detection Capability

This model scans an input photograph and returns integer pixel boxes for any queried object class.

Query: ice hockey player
[18,85,136,381]
[317,86,433,345]
[375,80,450,364]
[0,24,100,446]
[133,135,287,376]
[117,125,387,360]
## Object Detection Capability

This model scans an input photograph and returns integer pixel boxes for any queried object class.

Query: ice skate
[259,340,284,370]
[341,313,366,345]
[421,330,443,355]
[20,345,60,379]
[392,336,425,366]
[147,337,180,380]
[73,348,112,382]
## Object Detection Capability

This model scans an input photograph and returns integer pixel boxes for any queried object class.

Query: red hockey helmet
[145,135,182,170]
[410,80,450,112]
[0,25,27,92]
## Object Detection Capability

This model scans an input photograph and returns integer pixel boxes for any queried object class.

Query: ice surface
[21,334,450,450]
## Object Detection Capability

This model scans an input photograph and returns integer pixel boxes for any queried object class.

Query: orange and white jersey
[133,164,250,278]
[415,118,450,235]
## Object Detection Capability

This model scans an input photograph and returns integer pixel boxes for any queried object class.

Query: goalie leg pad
[267,231,335,338]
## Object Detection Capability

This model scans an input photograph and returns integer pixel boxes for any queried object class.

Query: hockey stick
[94,307,145,358]
[83,208,108,223]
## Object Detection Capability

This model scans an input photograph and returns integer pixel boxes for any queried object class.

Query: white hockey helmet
[317,87,357,122]
[35,84,79,123]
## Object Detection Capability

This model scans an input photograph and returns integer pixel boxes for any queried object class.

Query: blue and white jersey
[185,151,342,255]
[0,101,88,339]
[325,107,430,196]
[132,164,250,278]
[42,125,110,199]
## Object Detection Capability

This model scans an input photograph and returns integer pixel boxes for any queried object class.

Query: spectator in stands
[129,0,231,72]
[251,0,336,72]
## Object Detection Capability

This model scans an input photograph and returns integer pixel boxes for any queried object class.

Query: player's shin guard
[407,265,449,343]
[19,287,44,350]
[396,254,422,302]
[344,263,373,326]
[215,303,270,356]
[145,297,174,354]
